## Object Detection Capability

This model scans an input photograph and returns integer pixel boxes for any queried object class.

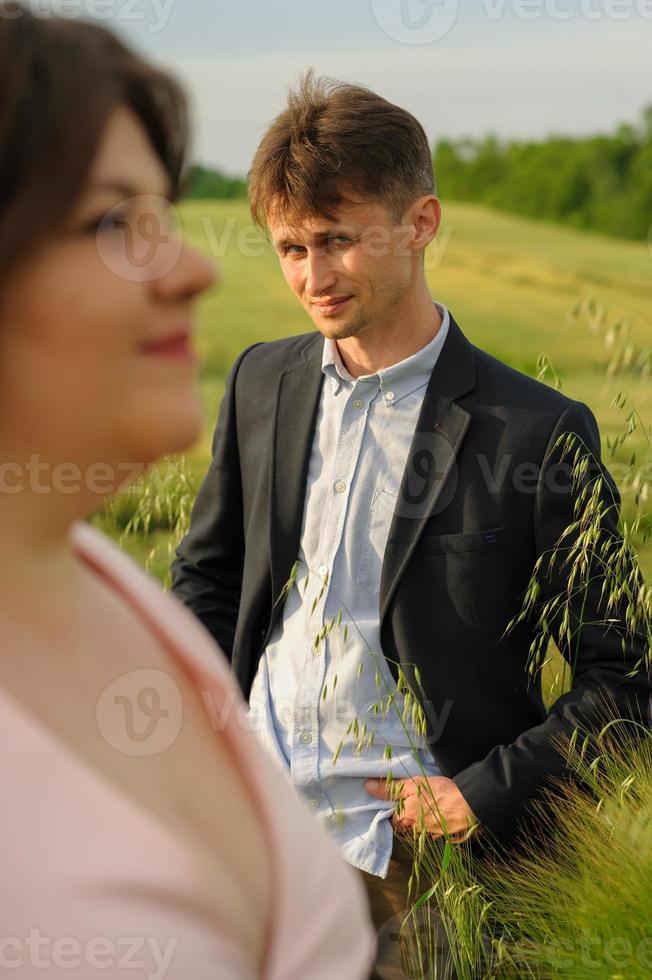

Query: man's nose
[305,250,337,297]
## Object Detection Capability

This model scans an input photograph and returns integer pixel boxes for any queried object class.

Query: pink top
[0,522,375,979]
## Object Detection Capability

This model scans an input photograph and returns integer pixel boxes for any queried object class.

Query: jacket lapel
[380,314,477,623]
[269,335,325,614]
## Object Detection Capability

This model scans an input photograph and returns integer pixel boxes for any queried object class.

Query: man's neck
[334,287,443,379]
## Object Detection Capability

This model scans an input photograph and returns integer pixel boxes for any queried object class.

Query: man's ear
[408,195,441,252]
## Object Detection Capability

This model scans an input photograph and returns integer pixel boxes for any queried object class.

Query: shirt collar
[321,301,450,404]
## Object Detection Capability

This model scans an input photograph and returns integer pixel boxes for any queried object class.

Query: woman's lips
[139,331,196,361]
[313,296,352,315]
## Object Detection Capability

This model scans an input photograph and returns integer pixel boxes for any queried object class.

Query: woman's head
[0,0,189,281]
[0,3,216,498]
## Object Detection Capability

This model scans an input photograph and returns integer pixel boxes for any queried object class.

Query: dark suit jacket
[171,312,651,847]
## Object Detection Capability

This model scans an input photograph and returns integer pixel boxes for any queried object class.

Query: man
[172,73,650,955]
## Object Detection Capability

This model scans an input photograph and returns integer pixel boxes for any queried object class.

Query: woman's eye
[84,212,129,235]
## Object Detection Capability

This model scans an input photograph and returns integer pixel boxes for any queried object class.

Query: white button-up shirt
[248,303,450,877]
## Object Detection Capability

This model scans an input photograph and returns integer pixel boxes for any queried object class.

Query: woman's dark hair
[0,1,189,279]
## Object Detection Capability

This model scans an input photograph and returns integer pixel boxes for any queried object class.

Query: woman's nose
[161,241,219,301]
[149,213,219,301]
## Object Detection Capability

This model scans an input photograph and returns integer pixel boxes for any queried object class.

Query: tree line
[184,164,248,200]
[433,105,652,241]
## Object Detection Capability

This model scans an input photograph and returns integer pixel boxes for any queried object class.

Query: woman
[0,5,374,977]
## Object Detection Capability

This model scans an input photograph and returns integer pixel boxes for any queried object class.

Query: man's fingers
[364,779,397,800]
[364,778,405,800]
[411,776,446,797]
[364,779,388,799]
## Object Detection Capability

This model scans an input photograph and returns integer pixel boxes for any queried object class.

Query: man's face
[267,197,417,342]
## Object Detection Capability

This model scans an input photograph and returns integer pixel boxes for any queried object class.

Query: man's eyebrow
[86,178,174,200]
[274,228,354,248]
[273,235,297,249]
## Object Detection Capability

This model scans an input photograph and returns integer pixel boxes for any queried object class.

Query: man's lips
[311,296,353,315]
[138,330,195,361]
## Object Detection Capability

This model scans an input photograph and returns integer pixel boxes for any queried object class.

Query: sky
[35,0,652,175]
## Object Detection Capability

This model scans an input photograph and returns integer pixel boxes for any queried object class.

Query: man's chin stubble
[319,313,369,341]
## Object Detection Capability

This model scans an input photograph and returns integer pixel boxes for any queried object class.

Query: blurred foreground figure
[0,7,374,978]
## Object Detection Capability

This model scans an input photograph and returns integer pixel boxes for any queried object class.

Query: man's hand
[365,776,480,842]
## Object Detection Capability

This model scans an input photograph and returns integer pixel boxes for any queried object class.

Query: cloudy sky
[45,0,652,175]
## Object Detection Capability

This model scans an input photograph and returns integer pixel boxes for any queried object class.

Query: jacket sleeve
[170,344,261,659]
[453,399,651,845]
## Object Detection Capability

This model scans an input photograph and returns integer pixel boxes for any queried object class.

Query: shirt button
[385,391,396,403]
[309,799,319,809]
[334,480,347,493]
[352,399,363,409]
[318,564,328,577]
[300,731,313,744]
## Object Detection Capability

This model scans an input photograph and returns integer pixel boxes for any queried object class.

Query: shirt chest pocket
[356,488,398,596]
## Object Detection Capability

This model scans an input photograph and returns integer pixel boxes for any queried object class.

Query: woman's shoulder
[71,520,181,609]
[70,521,375,980]
[70,520,237,687]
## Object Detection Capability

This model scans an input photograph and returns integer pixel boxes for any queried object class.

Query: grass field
[96,197,652,593]
[94,198,651,976]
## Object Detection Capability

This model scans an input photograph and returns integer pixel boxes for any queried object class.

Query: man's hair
[248,71,436,229]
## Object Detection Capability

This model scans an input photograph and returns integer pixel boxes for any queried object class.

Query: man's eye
[327,236,352,248]
[284,244,305,255]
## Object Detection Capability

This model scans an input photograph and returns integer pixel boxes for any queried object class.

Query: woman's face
[0,104,217,490]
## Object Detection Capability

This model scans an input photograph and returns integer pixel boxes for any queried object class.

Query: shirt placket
[289,379,375,792]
